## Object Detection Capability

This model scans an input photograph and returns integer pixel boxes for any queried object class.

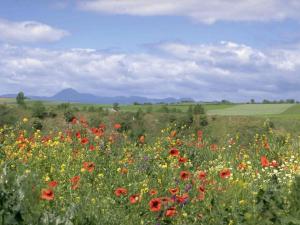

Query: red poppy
[40,189,54,201]
[120,167,128,174]
[149,198,162,212]
[83,162,95,172]
[169,187,179,195]
[139,135,145,144]
[161,197,172,204]
[197,130,203,141]
[129,194,140,204]
[197,191,205,201]
[70,175,80,190]
[198,171,206,180]
[180,171,191,180]
[219,168,231,179]
[178,157,188,163]
[114,123,121,129]
[271,160,278,167]
[264,142,270,150]
[176,193,189,204]
[115,187,128,197]
[261,155,269,167]
[81,137,89,145]
[71,117,77,124]
[89,145,95,151]
[210,144,218,151]
[48,181,58,188]
[170,130,177,138]
[169,148,180,157]
[76,131,81,139]
[198,185,205,193]
[149,189,158,196]
[99,123,106,130]
[165,207,177,217]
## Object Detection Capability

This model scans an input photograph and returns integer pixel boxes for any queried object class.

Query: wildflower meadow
[1,115,300,225]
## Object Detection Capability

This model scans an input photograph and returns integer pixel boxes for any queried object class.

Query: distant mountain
[0,88,194,104]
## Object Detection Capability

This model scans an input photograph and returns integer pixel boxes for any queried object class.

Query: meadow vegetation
[1,99,300,224]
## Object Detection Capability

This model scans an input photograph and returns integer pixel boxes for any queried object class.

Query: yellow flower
[44,176,50,182]
[23,118,28,123]
[239,200,245,205]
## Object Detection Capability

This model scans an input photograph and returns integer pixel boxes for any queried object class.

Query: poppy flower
[120,167,128,174]
[169,148,180,157]
[210,144,218,151]
[99,123,106,130]
[76,131,81,139]
[261,155,269,167]
[115,187,128,197]
[180,171,191,180]
[170,130,177,138]
[219,168,231,179]
[70,175,80,190]
[114,123,121,129]
[169,187,179,195]
[81,138,89,145]
[71,117,77,124]
[271,160,278,167]
[48,181,58,188]
[149,189,158,196]
[139,135,145,144]
[83,162,95,172]
[264,142,270,150]
[89,145,95,151]
[198,185,205,193]
[129,194,140,204]
[165,207,177,217]
[178,157,188,164]
[198,171,206,180]
[176,193,189,204]
[40,189,54,201]
[149,198,162,212]
[161,197,172,204]
[197,130,203,141]
[197,191,205,201]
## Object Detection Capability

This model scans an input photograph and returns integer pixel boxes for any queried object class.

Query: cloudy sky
[1,0,300,101]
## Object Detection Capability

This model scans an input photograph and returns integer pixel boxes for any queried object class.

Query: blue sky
[1,0,300,101]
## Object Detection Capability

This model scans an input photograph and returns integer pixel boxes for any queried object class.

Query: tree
[113,103,120,111]
[250,99,255,104]
[16,92,26,106]
[193,104,205,114]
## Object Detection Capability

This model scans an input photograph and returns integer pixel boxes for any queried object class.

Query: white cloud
[0,18,69,43]
[1,41,300,101]
[78,0,300,23]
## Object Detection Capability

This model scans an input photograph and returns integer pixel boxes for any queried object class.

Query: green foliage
[0,105,17,126]
[113,103,120,111]
[255,175,286,225]
[193,104,205,114]
[16,92,26,106]
[31,101,47,119]
[286,176,300,222]
[56,103,71,111]
[64,110,75,123]
[32,120,43,130]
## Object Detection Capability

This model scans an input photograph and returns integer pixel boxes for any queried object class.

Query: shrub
[31,101,47,119]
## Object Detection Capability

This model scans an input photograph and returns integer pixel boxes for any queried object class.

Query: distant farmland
[207,104,293,116]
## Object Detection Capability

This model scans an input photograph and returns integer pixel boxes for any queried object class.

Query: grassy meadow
[1,99,300,224]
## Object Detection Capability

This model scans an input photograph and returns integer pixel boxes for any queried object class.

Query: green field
[207,104,294,116]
